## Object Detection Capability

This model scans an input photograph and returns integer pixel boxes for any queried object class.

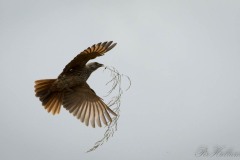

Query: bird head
[86,62,104,71]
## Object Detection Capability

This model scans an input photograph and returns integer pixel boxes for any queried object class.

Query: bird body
[51,62,102,91]
[34,41,117,128]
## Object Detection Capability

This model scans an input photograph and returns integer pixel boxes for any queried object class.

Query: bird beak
[99,63,104,67]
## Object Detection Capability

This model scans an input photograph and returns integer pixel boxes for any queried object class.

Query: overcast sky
[1,0,240,160]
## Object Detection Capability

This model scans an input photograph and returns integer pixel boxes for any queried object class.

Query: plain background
[1,0,240,160]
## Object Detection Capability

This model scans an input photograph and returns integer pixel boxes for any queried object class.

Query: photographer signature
[195,146,240,158]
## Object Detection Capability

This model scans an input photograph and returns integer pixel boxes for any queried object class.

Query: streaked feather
[97,101,107,125]
[94,103,101,127]
[80,102,88,122]
[85,102,91,126]
[90,103,95,128]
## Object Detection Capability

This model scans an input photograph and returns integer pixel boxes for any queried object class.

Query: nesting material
[87,66,131,152]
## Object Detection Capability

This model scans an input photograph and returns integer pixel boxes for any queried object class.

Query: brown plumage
[34,41,117,128]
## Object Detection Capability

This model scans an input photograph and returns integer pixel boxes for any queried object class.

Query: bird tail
[34,79,63,115]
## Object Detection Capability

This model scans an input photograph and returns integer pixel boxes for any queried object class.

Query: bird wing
[61,41,117,74]
[62,82,117,128]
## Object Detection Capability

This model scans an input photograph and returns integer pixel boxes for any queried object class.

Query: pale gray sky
[1,0,240,160]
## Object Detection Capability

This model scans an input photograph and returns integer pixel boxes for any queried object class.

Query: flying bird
[34,41,117,128]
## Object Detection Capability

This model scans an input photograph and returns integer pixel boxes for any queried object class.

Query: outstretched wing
[62,41,117,74]
[63,82,117,128]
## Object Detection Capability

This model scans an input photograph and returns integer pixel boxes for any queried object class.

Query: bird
[34,41,117,128]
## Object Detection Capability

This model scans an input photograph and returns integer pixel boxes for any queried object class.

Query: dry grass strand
[86,66,131,152]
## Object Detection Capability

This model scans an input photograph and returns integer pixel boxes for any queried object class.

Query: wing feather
[85,101,91,126]
[95,44,104,52]
[62,83,117,127]
[61,41,117,74]
[72,105,80,116]
[99,101,112,122]
[96,101,107,126]
[80,102,88,122]
[94,103,102,127]
[90,103,95,128]
[76,101,86,119]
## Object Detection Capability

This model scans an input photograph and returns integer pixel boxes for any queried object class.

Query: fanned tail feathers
[34,79,63,115]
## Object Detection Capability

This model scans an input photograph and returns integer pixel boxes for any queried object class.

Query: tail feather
[34,79,63,115]
[35,79,55,97]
